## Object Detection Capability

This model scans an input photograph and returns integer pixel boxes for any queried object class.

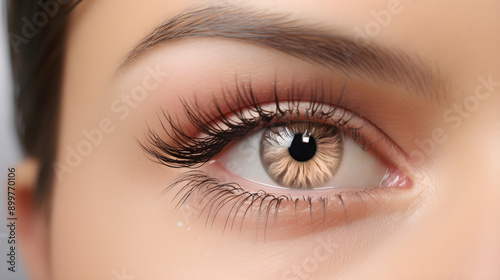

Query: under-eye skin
[140,78,413,238]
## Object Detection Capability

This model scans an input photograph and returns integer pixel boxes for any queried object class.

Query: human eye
[141,78,415,241]
[220,110,407,191]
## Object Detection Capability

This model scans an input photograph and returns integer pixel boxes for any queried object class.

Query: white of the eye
[219,129,387,190]
[326,137,387,189]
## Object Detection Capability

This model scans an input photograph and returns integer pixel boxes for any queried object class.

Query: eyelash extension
[141,79,365,168]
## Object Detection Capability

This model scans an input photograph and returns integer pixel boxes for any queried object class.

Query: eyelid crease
[139,76,416,180]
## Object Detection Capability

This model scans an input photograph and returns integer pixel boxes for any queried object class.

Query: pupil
[288,133,317,162]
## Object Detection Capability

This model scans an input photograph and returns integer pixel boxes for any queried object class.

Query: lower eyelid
[167,171,411,241]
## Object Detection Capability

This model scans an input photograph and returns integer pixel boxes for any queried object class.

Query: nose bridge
[452,121,500,277]
[465,180,500,278]
[453,165,500,279]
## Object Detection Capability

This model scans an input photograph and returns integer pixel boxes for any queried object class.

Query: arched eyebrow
[120,3,447,101]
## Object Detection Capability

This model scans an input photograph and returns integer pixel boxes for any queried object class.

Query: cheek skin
[51,0,500,278]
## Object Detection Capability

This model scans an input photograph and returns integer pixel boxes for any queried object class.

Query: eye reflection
[260,122,343,189]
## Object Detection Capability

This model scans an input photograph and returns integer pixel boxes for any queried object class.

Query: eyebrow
[121,3,447,100]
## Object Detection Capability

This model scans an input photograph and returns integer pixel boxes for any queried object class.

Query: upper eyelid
[139,80,414,175]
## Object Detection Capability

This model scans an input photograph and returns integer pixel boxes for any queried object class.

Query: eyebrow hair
[121,3,447,100]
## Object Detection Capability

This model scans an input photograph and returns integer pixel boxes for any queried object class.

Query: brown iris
[259,122,343,189]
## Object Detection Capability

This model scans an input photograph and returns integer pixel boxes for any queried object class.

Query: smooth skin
[16,0,500,279]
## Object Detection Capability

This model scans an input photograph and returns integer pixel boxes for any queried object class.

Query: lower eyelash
[165,171,289,232]
[161,170,385,241]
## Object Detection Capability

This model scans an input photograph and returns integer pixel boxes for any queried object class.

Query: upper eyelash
[140,79,366,168]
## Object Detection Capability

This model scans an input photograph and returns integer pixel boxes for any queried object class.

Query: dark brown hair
[7,0,80,205]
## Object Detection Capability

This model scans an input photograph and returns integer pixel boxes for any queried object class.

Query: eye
[142,82,414,240]
[218,120,388,190]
